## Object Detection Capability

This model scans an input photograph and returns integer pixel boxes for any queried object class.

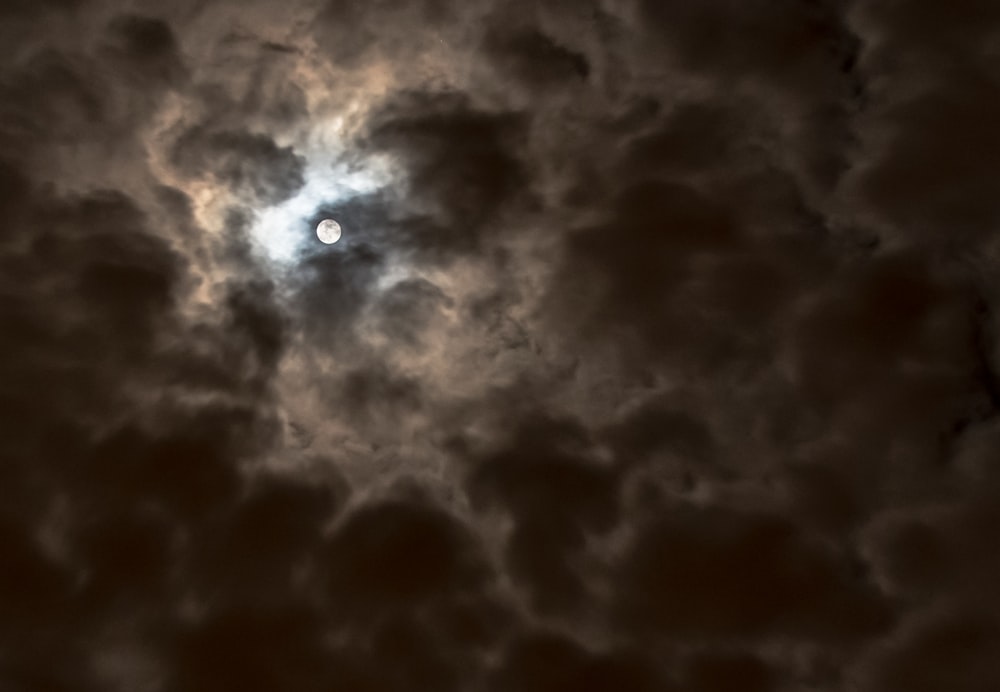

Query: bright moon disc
[316,219,342,244]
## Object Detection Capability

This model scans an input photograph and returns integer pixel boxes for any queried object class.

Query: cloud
[170,127,307,205]
[369,276,453,348]
[0,183,183,446]
[482,26,590,91]
[322,496,491,622]
[681,651,777,692]
[638,0,860,91]
[361,90,530,260]
[3,0,1000,690]
[858,609,1000,692]
[462,414,619,617]
[487,630,664,692]
[171,605,332,692]
[616,505,894,643]
[101,14,188,88]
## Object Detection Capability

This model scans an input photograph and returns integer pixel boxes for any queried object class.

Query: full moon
[316,219,342,244]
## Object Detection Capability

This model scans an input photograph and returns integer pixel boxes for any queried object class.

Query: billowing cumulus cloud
[3,0,1000,690]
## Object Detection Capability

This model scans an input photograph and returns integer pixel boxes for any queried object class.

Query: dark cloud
[465,415,618,616]
[362,90,530,259]
[681,651,777,692]
[0,184,183,463]
[289,243,386,361]
[0,516,73,634]
[322,496,490,622]
[482,26,590,91]
[789,252,990,480]
[487,630,664,692]
[170,605,331,692]
[313,0,455,68]
[618,100,745,179]
[371,277,453,348]
[617,506,894,643]
[170,127,306,205]
[335,363,425,426]
[849,75,1000,244]
[859,609,1000,692]
[3,0,1000,689]
[604,392,715,467]
[0,14,185,176]
[550,178,764,373]
[101,14,188,88]
[0,50,108,150]
[190,472,346,607]
[853,0,1000,61]
[219,279,289,382]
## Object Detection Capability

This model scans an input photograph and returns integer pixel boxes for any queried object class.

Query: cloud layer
[3,0,1000,690]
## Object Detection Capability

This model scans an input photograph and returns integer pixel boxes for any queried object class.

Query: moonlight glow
[243,110,396,263]
[249,154,389,262]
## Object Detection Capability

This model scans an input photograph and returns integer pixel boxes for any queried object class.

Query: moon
[316,219,342,244]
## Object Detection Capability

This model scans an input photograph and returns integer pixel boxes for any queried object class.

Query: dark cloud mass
[171,127,306,205]
[2,0,1000,690]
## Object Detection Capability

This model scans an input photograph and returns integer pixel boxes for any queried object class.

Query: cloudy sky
[4,0,1000,690]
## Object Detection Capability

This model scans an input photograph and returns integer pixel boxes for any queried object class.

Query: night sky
[3,1,1000,690]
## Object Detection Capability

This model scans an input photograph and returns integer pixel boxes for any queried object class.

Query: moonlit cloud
[251,145,394,262]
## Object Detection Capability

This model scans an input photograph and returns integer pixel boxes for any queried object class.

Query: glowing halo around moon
[316,218,342,244]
